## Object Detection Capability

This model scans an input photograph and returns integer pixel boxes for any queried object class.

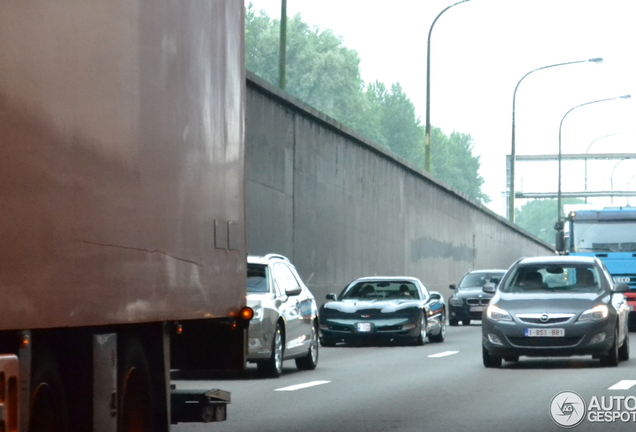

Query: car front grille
[466,298,490,306]
[326,325,352,333]
[515,313,575,325]
[377,325,403,332]
[506,336,583,348]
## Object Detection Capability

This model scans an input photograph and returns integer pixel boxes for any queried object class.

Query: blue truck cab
[558,207,636,328]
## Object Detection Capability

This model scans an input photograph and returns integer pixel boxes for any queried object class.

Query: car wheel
[462,319,471,326]
[449,319,459,326]
[619,330,630,362]
[503,355,519,362]
[296,322,319,370]
[414,314,426,346]
[482,346,502,368]
[600,328,620,367]
[258,323,284,377]
[428,314,445,343]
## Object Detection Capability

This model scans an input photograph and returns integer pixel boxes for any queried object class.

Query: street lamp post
[508,57,603,222]
[278,0,288,89]
[627,174,636,206]
[584,132,628,201]
[424,0,473,172]
[557,95,632,221]
[610,159,633,204]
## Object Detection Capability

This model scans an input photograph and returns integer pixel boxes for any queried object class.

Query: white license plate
[356,322,372,332]
[525,328,565,337]
[470,306,486,312]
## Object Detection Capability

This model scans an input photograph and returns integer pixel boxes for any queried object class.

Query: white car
[246,254,319,377]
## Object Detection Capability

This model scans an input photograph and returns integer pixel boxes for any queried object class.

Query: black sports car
[448,269,506,326]
[319,276,446,346]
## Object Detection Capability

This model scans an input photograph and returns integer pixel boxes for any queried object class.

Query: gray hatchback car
[482,255,630,367]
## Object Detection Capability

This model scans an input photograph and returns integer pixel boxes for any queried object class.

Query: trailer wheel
[118,336,154,432]
[29,349,69,432]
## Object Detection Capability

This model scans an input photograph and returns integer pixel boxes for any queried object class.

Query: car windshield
[246,264,269,293]
[500,264,602,294]
[572,220,636,252]
[341,281,420,300]
[458,272,504,289]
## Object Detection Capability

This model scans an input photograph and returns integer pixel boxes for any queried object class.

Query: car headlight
[578,305,608,322]
[449,297,463,307]
[251,305,264,321]
[486,304,512,322]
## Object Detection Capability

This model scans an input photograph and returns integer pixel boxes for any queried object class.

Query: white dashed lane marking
[275,380,331,391]
[428,351,459,358]
[609,380,636,390]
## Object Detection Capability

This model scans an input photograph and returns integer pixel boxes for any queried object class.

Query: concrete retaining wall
[245,72,553,303]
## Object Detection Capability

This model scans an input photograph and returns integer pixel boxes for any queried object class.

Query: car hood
[321,299,421,314]
[493,292,610,314]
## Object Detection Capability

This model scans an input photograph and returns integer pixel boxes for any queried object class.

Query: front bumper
[449,304,486,321]
[482,318,615,358]
[320,316,420,341]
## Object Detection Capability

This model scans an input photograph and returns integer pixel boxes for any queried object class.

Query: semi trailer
[0,0,250,430]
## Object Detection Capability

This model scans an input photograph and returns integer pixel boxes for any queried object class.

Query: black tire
[600,328,620,367]
[414,314,426,346]
[482,346,502,368]
[428,314,446,343]
[29,348,69,432]
[619,330,630,362]
[449,319,459,327]
[296,322,319,370]
[462,319,471,326]
[258,323,284,377]
[118,335,155,432]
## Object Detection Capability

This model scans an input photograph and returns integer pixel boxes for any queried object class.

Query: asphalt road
[172,324,636,432]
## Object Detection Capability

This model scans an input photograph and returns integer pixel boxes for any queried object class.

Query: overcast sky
[249,0,636,217]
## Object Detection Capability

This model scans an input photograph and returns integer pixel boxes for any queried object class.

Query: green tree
[362,81,424,166]
[515,198,586,244]
[245,3,490,204]
[245,5,367,130]
[431,130,489,203]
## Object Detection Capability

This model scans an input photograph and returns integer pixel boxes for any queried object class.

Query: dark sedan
[448,269,506,326]
[319,276,446,346]
[482,256,630,367]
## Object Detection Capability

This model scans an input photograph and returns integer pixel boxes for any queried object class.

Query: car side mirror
[554,220,565,253]
[326,293,337,301]
[483,283,496,294]
[449,284,456,290]
[286,286,302,296]
[613,283,630,293]
[429,291,442,301]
